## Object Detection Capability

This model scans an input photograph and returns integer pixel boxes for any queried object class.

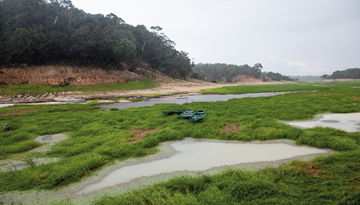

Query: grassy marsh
[0,81,360,204]
[0,80,156,95]
[200,82,331,94]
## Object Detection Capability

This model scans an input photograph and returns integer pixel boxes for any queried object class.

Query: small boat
[162,109,185,115]
[177,109,195,119]
[190,109,206,123]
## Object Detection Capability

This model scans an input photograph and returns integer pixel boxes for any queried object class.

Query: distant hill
[290,76,323,82]
[0,0,299,85]
[0,0,191,79]
[323,68,360,79]
[191,63,293,82]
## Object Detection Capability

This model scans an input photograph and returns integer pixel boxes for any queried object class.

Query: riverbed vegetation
[200,82,335,94]
[0,82,359,204]
[0,79,156,95]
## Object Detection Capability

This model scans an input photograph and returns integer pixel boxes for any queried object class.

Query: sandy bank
[0,79,290,104]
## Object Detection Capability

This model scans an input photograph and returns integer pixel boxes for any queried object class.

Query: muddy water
[0,104,14,108]
[99,92,293,110]
[285,113,360,132]
[74,138,329,195]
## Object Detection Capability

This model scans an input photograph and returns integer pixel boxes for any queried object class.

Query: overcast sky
[71,0,360,75]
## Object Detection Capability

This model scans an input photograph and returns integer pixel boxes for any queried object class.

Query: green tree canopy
[325,68,360,79]
[0,0,192,78]
[192,63,292,82]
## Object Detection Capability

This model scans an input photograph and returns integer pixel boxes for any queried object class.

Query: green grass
[0,80,156,95]
[129,97,147,102]
[0,82,360,204]
[200,81,360,94]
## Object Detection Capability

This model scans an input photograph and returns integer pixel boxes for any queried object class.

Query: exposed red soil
[127,128,160,143]
[221,123,241,133]
[0,65,141,86]
[287,162,325,177]
[350,96,360,100]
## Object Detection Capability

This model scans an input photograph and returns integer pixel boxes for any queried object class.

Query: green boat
[177,109,195,119]
[190,109,206,123]
[162,109,185,115]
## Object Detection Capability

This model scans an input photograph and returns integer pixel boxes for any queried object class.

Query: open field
[0,81,360,204]
[200,81,360,94]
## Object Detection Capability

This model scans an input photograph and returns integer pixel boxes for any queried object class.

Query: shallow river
[99,92,293,110]
[74,138,329,195]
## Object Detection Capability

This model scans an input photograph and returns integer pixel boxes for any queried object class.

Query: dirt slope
[0,66,141,86]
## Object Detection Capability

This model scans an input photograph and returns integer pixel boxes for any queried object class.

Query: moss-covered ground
[0,81,360,204]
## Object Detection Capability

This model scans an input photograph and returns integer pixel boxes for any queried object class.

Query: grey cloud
[72,0,360,75]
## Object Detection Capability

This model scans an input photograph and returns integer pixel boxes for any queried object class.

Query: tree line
[191,63,292,82]
[322,68,360,79]
[0,0,192,79]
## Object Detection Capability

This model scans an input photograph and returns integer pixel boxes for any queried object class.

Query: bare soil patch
[288,162,325,177]
[221,124,241,132]
[0,66,141,86]
[128,128,160,142]
[350,96,360,100]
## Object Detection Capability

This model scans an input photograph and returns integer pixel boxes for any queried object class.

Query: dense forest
[323,68,360,79]
[0,0,192,78]
[191,63,293,82]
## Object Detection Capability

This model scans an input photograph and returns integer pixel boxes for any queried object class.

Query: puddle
[285,113,360,132]
[321,120,339,123]
[53,98,85,102]
[0,104,14,108]
[0,158,59,172]
[0,134,67,172]
[34,134,68,143]
[73,138,329,195]
[99,92,294,110]
[31,134,68,153]
[0,102,80,109]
